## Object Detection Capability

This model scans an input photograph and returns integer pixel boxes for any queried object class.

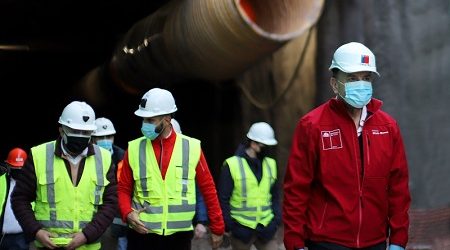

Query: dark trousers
[306,241,386,250]
[127,230,193,250]
[0,233,29,250]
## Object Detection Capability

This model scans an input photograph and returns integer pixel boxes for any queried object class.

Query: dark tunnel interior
[0,0,244,180]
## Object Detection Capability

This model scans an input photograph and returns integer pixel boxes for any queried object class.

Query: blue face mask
[338,80,373,108]
[96,139,113,152]
[141,122,160,140]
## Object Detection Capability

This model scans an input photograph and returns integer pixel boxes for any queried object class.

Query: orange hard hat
[6,148,28,168]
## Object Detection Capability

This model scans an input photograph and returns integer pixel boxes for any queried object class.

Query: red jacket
[117,130,224,235]
[283,98,410,250]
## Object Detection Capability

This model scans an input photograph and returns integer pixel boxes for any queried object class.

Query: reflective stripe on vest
[32,141,110,249]
[227,156,276,229]
[128,135,199,235]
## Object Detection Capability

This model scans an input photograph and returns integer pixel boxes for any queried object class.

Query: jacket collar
[329,97,383,117]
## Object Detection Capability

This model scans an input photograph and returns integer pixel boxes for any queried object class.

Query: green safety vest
[226,156,277,229]
[32,141,111,250]
[0,174,6,216]
[128,134,200,235]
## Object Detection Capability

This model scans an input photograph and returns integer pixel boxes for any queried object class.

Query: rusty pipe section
[110,0,324,92]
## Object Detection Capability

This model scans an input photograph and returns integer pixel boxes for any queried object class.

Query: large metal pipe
[110,0,324,92]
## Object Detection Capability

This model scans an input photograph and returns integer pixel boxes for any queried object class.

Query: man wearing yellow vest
[0,148,29,250]
[11,101,117,250]
[218,122,281,250]
[117,88,224,250]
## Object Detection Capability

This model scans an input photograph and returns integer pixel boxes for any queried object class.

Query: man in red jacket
[117,88,224,250]
[283,42,411,250]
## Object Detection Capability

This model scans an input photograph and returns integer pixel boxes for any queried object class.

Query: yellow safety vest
[32,141,111,250]
[226,156,277,229]
[128,134,200,235]
[0,174,6,216]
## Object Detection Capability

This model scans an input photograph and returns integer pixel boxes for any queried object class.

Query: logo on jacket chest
[321,129,343,150]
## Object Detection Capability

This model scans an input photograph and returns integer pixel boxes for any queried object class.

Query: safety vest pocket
[89,180,107,205]
[37,175,61,203]
[175,167,194,194]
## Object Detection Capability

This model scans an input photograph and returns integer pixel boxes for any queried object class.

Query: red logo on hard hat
[361,55,369,64]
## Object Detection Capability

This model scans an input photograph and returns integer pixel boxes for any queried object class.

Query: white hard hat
[134,88,178,118]
[58,101,96,131]
[329,42,379,76]
[171,118,182,134]
[92,117,116,136]
[246,122,278,146]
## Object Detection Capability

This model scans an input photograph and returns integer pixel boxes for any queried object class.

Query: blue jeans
[117,236,127,250]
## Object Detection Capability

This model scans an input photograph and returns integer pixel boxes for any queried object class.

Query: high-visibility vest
[0,174,6,216]
[226,156,277,229]
[128,134,200,235]
[32,141,111,250]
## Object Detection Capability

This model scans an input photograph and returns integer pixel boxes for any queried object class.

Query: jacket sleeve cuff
[122,209,133,223]
[82,228,94,244]
[284,235,304,250]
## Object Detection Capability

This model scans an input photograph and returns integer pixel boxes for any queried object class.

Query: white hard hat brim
[247,135,278,146]
[329,65,380,77]
[59,121,97,131]
[92,131,116,136]
[134,109,176,118]
[262,138,278,146]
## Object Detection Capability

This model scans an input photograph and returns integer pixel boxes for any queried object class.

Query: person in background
[283,42,411,250]
[0,148,29,250]
[218,122,281,250]
[171,118,208,241]
[11,101,117,250]
[91,117,127,250]
[117,88,224,250]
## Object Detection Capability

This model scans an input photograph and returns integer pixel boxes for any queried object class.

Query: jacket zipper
[159,140,164,171]
[160,139,166,235]
[319,202,328,229]
[356,114,373,247]
[352,130,362,248]
[365,132,371,167]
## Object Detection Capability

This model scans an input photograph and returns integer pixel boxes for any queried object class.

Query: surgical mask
[337,80,373,108]
[96,139,114,153]
[141,121,163,140]
[63,133,91,155]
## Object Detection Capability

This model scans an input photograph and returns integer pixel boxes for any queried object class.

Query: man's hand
[127,208,148,234]
[210,233,223,249]
[65,232,87,250]
[35,229,58,249]
[194,223,207,239]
